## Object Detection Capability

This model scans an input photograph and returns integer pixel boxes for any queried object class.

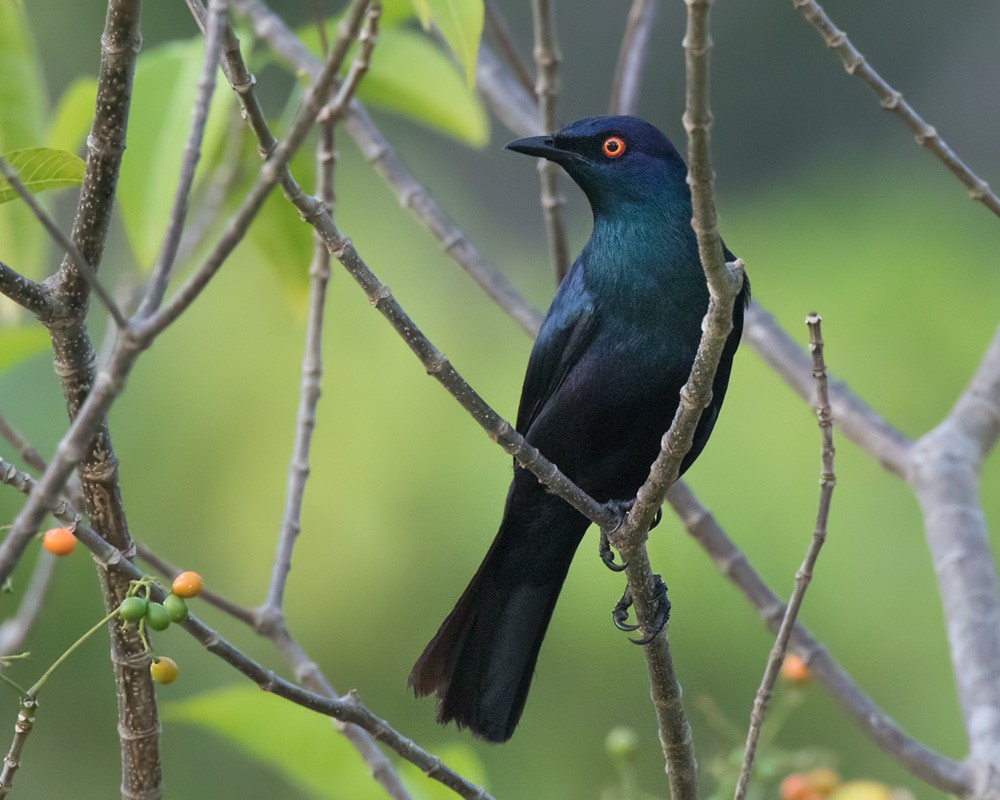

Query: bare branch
[0,156,126,328]
[734,314,836,800]
[0,261,49,320]
[476,43,541,138]
[743,302,912,478]
[228,0,543,336]
[530,0,570,281]
[0,415,47,474]
[0,552,56,657]
[483,0,535,99]
[0,699,38,798]
[666,480,978,796]
[136,0,227,318]
[264,3,382,615]
[791,0,1000,220]
[911,326,1000,764]
[609,0,658,116]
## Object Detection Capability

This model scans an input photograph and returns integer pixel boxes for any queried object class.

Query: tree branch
[227,0,544,336]
[791,0,1000,221]
[483,0,535,99]
[530,0,570,281]
[734,314,837,799]
[136,0,227,318]
[0,156,125,327]
[910,326,1000,767]
[0,261,49,320]
[609,0,658,116]
[665,480,978,796]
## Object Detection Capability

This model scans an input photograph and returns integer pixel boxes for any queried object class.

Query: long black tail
[409,479,589,742]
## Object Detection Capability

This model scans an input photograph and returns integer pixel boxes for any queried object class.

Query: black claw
[612,587,639,631]
[649,507,663,530]
[612,576,671,644]
[599,530,627,572]
[627,575,671,645]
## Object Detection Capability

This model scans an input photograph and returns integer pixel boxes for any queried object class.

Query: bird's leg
[612,574,671,645]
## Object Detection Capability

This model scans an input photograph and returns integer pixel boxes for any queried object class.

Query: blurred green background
[1,1,998,798]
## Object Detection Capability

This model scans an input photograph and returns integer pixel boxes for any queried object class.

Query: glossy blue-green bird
[410,116,749,742]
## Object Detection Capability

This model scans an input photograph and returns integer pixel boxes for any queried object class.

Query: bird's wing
[515,285,597,436]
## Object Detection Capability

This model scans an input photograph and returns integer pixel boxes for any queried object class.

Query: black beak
[505,135,565,161]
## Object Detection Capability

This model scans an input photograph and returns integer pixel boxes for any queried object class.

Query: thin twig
[483,0,535,98]
[0,553,56,657]
[264,1,382,615]
[791,0,1000,220]
[136,0,227,318]
[609,0,658,116]
[733,314,836,800]
[0,157,126,328]
[0,416,47,474]
[0,698,38,798]
[743,302,912,478]
[134,545,257,626]
[666,479,976,796]
[530,0,570,281]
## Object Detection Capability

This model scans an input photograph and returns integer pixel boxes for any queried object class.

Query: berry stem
[26,609,120,698]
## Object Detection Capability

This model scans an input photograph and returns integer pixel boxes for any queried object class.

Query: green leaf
[0,1,47,152]
[0,147,85,205]
[0,2,50,279]
[46,77,98,155]
[357,27,488,147]
[164,684,490,800]
[163,685,389,799]
[412,0,484,87]
[0,326,50,377]
[118,38,236,269]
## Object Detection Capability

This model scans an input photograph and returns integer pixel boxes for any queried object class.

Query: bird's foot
[599,529,627,572]
[599,502,663,572]
[611,575,671,645]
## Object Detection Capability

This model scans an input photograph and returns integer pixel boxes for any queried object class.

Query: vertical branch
[530,0,570,281]
[261,0,380,617]
[609,0,658,116]
[733,313,836,800]
[910,326,1000,765]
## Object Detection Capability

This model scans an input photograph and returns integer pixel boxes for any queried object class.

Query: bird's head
[506,116,688,214]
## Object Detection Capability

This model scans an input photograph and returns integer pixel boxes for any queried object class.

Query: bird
[409,115,749,743]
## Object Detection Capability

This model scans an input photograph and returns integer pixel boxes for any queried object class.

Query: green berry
[606,726,639,759]
[162,593,189,623]
[144,602,171,631]
[118,596,148,622]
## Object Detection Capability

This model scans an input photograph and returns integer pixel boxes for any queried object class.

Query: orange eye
[602,136,626,159]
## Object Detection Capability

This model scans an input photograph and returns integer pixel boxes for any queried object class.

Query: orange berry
[781,773,825,800]
[42,527,76,556]
[150,656,179,685]
[171,571,204,598]
[780,652,812,687]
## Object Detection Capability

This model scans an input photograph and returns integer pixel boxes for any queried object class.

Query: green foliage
[45,77,98,154]
[360,26,488,147]
[298,15,487,147]
[117,39,236,269]
[164,685,488,800]
[0,326,50,377]
[410,0,484,87]
[0,147,84,205]
[0,0,49,278]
